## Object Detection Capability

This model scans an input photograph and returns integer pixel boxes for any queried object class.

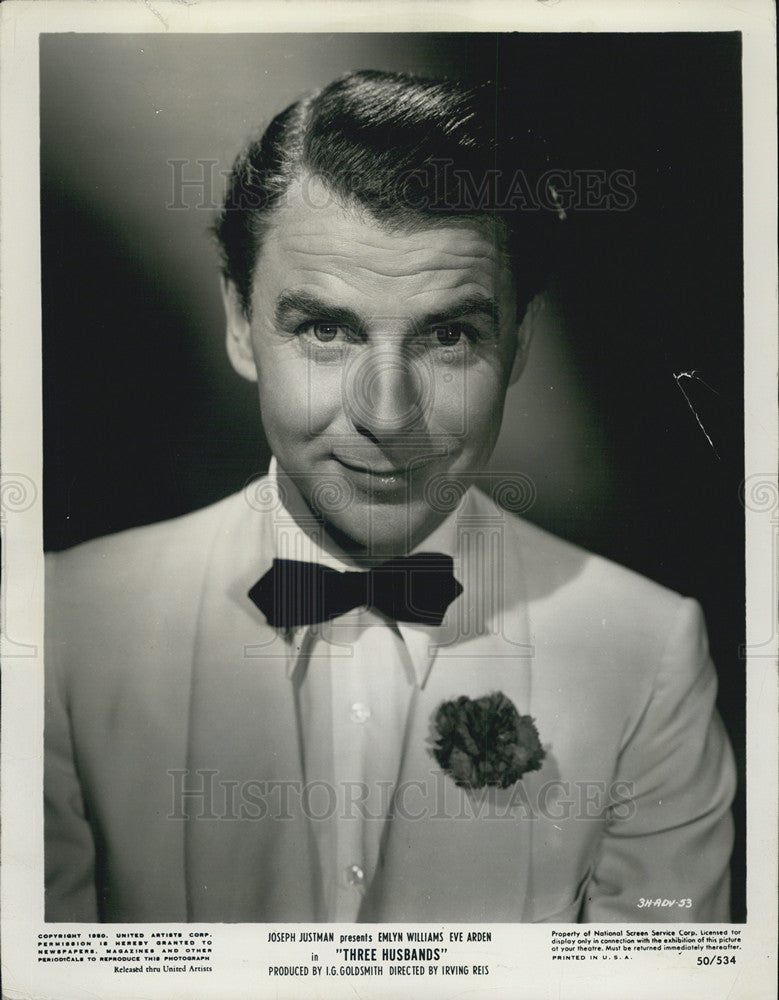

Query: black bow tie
[249,553,463,629]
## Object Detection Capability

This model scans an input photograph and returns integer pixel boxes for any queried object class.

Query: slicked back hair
[214,70,552,318]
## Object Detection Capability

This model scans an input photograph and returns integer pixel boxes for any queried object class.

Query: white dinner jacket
[45,478,735,923]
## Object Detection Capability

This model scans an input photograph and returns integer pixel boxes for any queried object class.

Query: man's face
[224,177,528,558]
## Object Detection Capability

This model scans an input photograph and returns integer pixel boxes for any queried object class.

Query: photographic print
[1,3,775,999]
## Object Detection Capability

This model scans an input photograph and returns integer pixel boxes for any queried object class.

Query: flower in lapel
[432,692,545,789]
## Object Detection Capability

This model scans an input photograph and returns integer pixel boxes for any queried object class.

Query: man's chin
[316,501,445,562]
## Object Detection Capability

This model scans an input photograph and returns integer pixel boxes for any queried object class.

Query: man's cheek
[426,369,469,438]
[430,372,500,447]
[259,376,318,439]
[259,393,305,447]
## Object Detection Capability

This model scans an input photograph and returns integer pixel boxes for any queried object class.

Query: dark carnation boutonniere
[432,691,545,789]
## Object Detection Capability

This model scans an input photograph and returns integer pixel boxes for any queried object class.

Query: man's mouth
[332,454,418,494]
[335,457,405,477]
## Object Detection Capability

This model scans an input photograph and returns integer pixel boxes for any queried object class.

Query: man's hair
[214,69,553,317]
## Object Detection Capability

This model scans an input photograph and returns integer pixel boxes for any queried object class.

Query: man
[45,70,735,922]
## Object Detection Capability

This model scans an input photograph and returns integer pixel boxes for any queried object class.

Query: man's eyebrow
[274,291,363,330]
[419,295,501,330]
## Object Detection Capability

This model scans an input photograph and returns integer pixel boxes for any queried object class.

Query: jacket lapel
[184,494,319,921]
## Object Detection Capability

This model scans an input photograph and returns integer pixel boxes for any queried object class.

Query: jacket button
[349,702,371,724]
[345,863,365,887]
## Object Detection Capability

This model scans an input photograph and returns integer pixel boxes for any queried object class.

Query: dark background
[41,32,745,918]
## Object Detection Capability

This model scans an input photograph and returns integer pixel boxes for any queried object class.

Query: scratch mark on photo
[673,370,720,459]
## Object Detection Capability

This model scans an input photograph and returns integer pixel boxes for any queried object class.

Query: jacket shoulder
[471,491,693,625]
[44,492,256,645]
[46,491,245,586]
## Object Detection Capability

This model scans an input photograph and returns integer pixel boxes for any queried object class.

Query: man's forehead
[254,176,514,314]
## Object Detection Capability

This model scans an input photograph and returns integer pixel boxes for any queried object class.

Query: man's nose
[342,344,432,439]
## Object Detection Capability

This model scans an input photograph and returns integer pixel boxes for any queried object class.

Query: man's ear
[221,275,258,383]
[509,293,543,385]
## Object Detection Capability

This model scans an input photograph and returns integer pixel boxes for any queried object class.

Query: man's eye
[296,321,355,343]
[311,321,349,342]
[432,324,472,346]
